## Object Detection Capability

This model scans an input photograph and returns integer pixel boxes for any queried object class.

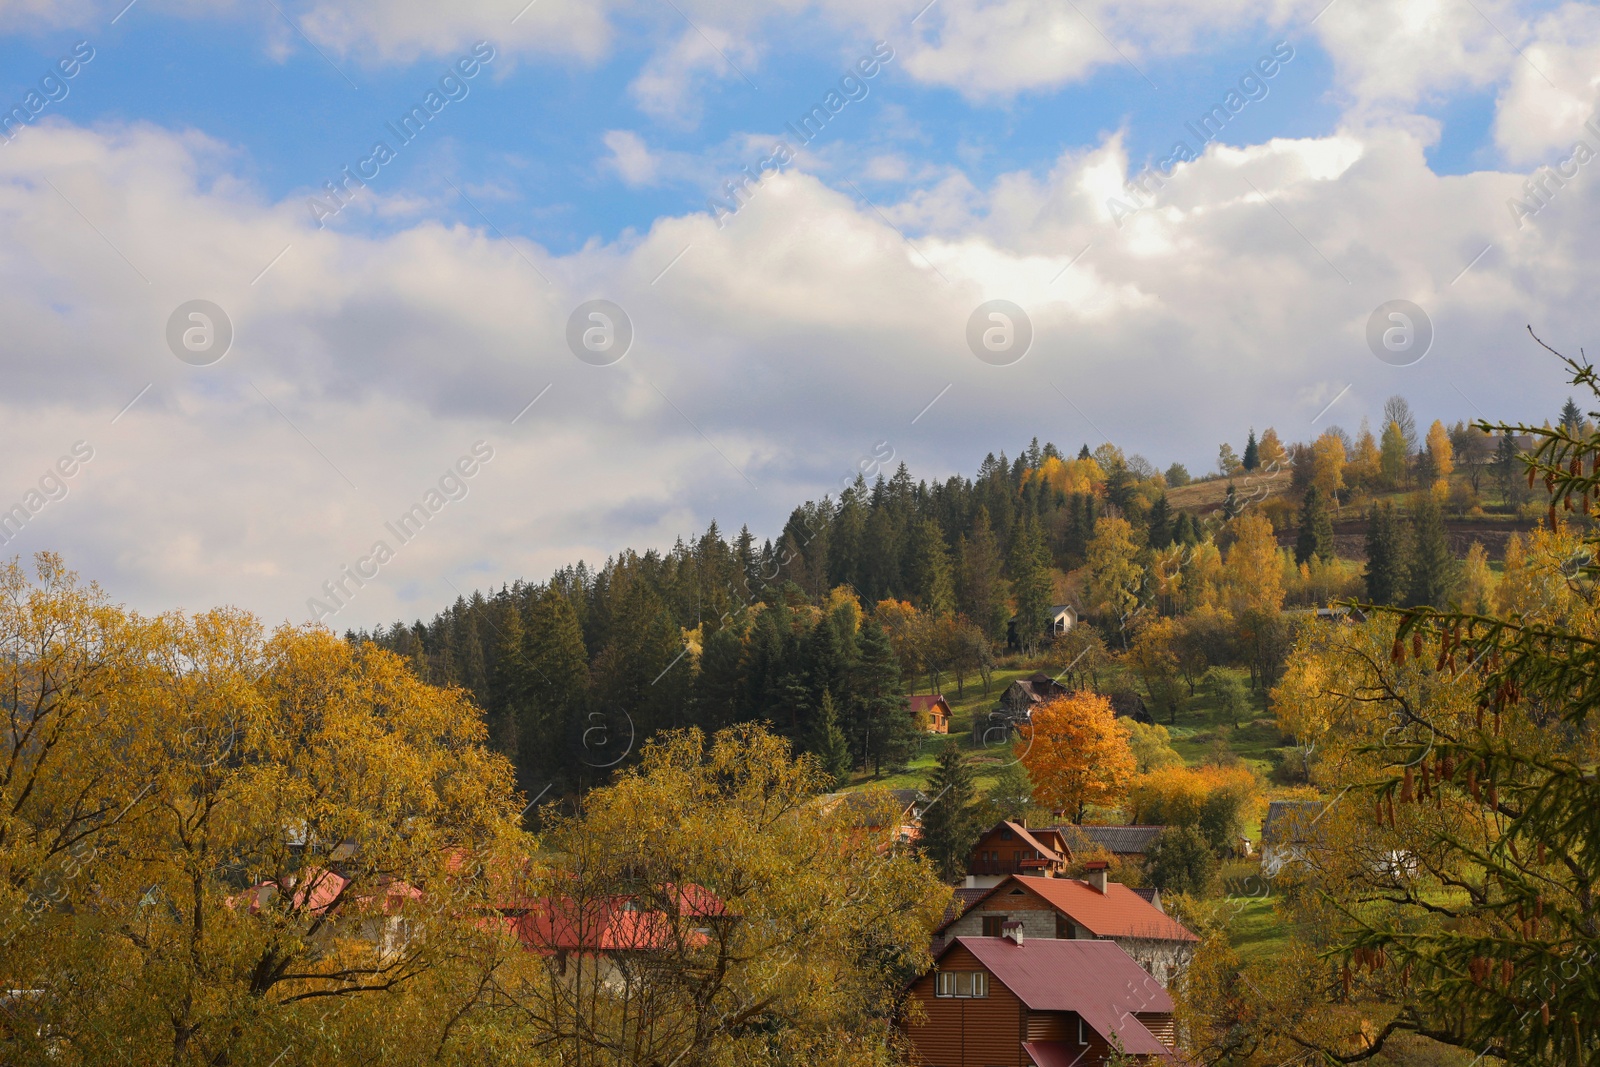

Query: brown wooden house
[909,694,953,734]
[904,932,1177,1066]
[965,821,1072,887]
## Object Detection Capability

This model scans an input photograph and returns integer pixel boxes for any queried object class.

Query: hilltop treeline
[351,396,1559,803]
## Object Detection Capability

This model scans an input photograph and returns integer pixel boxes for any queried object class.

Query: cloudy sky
[0,0,1595,628]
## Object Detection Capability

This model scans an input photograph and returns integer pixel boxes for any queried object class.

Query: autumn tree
[1221,512,1284,615]
[1018,692,1135,824]
[0,554,527,1067]
[1257,427,1288,469]
[1086,516,1143,628]
[509,724,951,1066]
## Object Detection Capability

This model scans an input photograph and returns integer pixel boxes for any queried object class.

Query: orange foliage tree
[1017,692,1135,824]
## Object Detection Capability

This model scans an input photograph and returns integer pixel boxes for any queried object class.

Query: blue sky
[0,0,1597,624]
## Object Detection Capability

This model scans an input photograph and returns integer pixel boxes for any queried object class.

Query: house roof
[908,694,951,712]
[979,821,1071,863]
[945,937,1173,1055]
[1262,800,1325,847]
[821,788,927,824]
[940,874,1196,942]
[1056,824,1166,855]
[512,894,715,954]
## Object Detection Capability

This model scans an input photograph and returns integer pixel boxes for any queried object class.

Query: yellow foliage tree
[1311,431,1346,499]
[1086,517,1143,623]
[1018,692,1136,824]
[1222,512,1284,615]
[1257,427,1288,469]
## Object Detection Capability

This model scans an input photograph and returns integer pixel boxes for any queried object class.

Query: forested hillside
[350,397,1551,812]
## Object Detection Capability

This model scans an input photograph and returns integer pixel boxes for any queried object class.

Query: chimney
[964,874,977,889]
[1084,861,1108,894]
[1001,920,1024,946]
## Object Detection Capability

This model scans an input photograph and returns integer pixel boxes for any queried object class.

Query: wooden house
[965,821,1072,887]
[909,693,953,734]
[937,872,1198,986]
[904,933,1178,1066]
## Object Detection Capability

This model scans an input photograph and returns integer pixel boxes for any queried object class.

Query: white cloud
[603,130,661,187]
[0,117,1591,627]
[1492,3,1600,165]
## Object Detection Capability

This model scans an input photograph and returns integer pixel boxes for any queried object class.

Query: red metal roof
[939,875,1197,942]
[949,937,1173,1055]
[907,694,950,712]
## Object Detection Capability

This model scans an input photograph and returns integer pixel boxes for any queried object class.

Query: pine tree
[521,587,593,798]
[981,761,1034,824]
[1078,443,1091,460]
[1294,485,1334,565]
[1008,518,1053,654]
[908,518,956,617]
[1242,429,1260,471]
[1148,495,1173,549]
[917,741,982,882]
[1222,483,1240,520]
[1363,503,1412,605]
[957,506,1010,643]
[1561,397,1583,434]
[851,619,914,776]
[1407,494,1459,608]
[807,689,852,788]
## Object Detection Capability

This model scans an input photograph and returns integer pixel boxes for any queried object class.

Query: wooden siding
[1025,1010,1075,1041]
[968,828,1052,877]
[904,943,1025,1067]
[1135,1012,1176,1046]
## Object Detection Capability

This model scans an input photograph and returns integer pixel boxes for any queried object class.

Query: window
[1078,1017,1088,1045]
[981,915,1007,937]
[935,971,989,998]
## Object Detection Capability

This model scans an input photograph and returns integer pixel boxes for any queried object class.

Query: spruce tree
[1243,429,1260,471]
[851,619,914,776]
[957,507,1010,643]
[981,760,1034,824]
[1363,503,1412,605]
[918,741,982,882]
[1008,518,1053,654]
[1560,396,1583,434]
[1294,485,1335,565]
[1148,495,1173,549]
[808,689,853,788]
[908,518,956,617]
[1078,443,1091,460]
[1407,494,1459,608]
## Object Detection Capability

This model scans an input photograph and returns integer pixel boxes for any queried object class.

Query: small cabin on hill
[998,673,1070,718]
[908,693,953,734]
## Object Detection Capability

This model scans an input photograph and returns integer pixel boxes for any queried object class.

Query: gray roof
[1261,800,1325,847]
[1055,824,1165,855]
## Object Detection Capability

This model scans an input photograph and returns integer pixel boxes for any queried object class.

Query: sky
[0,0,1597,630]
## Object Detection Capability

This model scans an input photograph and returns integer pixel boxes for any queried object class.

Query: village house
[909,693,953,734]
[997,672,1070,718]
[938,870,1198,986]
[964,821,1072,887]
[904,931,1177,1066]
[1055,824,1165,864]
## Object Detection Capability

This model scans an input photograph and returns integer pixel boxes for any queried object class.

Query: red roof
[511,886,725,954]
[908,694,950,712]
[940,875,1197,942]
[947,937,1173,1055]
